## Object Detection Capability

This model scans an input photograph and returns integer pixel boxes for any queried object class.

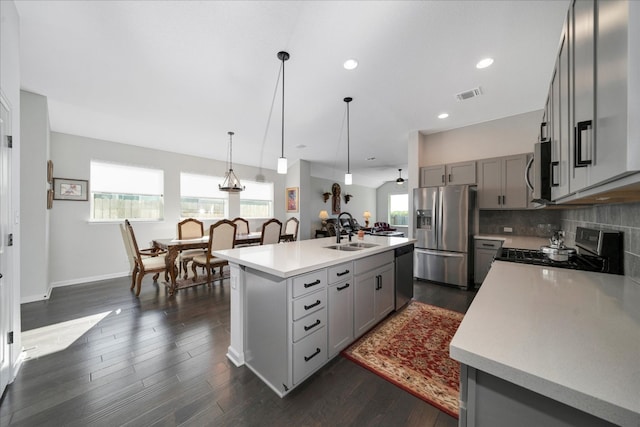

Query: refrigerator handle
[415,248,465,258]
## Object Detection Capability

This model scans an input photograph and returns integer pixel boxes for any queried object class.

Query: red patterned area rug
[342,301,464,418]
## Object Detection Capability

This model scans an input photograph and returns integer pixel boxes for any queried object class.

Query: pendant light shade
[344,97,353,185]
[219,131,245,192]
[277,51,290,174]
[396,168,405,185]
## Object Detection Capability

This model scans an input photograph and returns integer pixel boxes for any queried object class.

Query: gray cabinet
[353,251,395,339]
[473,239,503,285]
[420,161,476,187]
[478,154,529,209]
[327,262,353,358]
[544,0,640,202]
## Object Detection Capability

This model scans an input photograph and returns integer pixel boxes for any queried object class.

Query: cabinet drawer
[474,239,503,250]
[291,270,327,298]
[354,251,394,275]
[292,307,327,342]
[293,327,327,385]
[328,262,352,284]
[292,289,327,321]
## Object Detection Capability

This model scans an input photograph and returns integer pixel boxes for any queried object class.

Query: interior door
[0,94,13,396]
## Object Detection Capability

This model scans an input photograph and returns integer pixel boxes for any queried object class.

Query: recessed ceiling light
[343,59,358,70]
[438,113,449,119]
[476,58,494,69]
[295,144,306,149]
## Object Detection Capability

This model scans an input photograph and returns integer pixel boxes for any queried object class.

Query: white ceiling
[15,0,570,188]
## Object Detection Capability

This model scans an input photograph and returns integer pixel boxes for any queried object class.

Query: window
[90,161,164,221]
[180,173,228,219]
[240,180,273,218]
[389,193,409,226]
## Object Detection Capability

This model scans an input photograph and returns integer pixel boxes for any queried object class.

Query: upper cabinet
[545,0,640,202]
[478,154,530,209]
[420,161,476,187]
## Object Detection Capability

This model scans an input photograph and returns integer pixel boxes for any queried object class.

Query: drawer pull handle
[304,300,321,310]
[482,243,495,247]
[304,347,321,362]
[337,283,350,291]
[304,319,321,331]
[336,269,350,277]
[304,279,321,288]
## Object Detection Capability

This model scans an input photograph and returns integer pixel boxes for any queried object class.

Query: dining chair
[177,218,205,279]
[260,218,282,245]
[232,217,250,235]
[283,217,299,241]
[191,219,237,284]
[124,219,170,296]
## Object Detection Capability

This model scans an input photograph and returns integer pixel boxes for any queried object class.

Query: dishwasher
[394,244,414,309]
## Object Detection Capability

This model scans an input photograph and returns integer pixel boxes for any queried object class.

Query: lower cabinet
[243,249,398,397]
[353,251,395,339]
[474,239,503,286]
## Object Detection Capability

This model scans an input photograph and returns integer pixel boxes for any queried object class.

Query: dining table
[152,232,292,295]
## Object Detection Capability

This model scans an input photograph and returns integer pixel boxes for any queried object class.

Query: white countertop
[475,234,550,250]
[450,261,640,426]
[213,235,415,278]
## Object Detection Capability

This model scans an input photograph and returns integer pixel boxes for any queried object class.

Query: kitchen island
[450,261,640,426]
[212,234,415,396]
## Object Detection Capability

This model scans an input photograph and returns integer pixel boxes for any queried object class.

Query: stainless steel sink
[346,242,379,248]
[324,244,364,251]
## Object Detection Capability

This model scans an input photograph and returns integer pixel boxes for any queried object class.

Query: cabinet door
[474,248,497,285]
[375,264,395,321]
[553,23,571,200]
[354,270,376,338]
[420,165,445,187]
[477,158,502,209]
[328,280,353,358]
[502,154,528,209]
[446,161,477,185]
[570,0,595,193]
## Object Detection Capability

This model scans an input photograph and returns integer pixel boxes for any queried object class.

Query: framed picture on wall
[53,178,89,201]
[286,187,299,213]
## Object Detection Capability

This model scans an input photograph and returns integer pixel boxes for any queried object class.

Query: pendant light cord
[281,57,285,158]
[346,101,350,174]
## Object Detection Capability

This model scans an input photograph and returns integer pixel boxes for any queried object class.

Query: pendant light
[396,168,405,185]
[219,131,245,192]
[277,51,290,174]
[344,97,353,185]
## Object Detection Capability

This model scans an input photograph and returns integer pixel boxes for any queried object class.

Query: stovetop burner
[495,247,608,273]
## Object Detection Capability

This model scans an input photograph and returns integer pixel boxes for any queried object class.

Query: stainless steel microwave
[525,140,552,203]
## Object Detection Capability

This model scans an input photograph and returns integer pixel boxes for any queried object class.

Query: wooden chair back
[208,219,237,257]
[284,217,299,241]
[124,219,144,261]
[120,223,136,270]
[232,217,250,235]
[178,218,204,240]
[260,218,282,245]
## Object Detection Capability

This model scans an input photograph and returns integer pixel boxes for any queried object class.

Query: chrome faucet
[337,212,354,243]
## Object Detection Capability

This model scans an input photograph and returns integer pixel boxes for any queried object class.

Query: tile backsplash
[479,209,561,237]
[480,202,640,284]
[560,201,640,285]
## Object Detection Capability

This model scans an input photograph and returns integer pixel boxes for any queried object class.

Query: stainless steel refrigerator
[413,185,477,289]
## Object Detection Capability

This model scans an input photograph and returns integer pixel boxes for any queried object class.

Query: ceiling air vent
[456,87,483,101]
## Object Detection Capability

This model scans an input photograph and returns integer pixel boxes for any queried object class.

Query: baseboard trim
[20,271,130,304]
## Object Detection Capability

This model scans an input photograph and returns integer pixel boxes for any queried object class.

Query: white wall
[285,159,311,240]
[20,91,50,301]
[46,131,286,294]
[309,176,376,233]
[420,110,543,165]
[1,0,22,385]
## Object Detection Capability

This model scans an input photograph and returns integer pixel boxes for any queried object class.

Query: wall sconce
[322,192,331,203]
[319,210,329,229]
[363,211,371,228]
[344,194,353,204]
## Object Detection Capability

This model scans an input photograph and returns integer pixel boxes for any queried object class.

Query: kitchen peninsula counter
[450,261,640,426]
[212,235,415,396]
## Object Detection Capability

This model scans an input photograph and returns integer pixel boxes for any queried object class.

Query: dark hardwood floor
[1,274,476,426]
